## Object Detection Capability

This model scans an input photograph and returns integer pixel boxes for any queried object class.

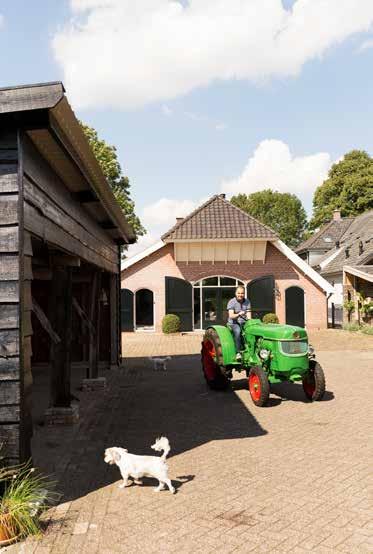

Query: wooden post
[49,266,73,407]
[110,273,119,368]
[89,271,101,379]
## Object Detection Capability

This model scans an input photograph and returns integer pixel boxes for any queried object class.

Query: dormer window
[345,247,350,258]
[323,237,332,243]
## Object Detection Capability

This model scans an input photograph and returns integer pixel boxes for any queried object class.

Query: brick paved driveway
[5,333,373,554]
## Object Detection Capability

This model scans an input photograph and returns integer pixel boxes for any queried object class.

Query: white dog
[104,437,175,493]
[148,356,171,371]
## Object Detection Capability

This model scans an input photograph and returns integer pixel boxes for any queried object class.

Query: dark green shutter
[247,275,275,320]
[165,277,193,331]
[120,289,134,331]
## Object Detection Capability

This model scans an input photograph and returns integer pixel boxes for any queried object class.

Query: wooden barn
[0,82,135,463]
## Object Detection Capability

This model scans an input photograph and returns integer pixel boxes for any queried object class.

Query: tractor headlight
[259,349,270,360]
[308,344,315,356]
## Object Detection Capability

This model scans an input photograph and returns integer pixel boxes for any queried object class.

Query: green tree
[81,122,145,242]
[231,190,308,248]
[310,150,373,229]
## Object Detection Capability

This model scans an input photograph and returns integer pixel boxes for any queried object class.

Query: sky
[1,0,373,256]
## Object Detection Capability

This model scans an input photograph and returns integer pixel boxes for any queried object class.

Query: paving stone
[4,337,372,554]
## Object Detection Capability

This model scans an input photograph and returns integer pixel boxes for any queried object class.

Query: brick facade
[122,242,327,331]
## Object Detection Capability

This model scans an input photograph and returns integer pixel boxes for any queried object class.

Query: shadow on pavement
[32,354,267,502]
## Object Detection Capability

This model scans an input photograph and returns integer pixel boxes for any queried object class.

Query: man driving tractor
[227,285,251,361]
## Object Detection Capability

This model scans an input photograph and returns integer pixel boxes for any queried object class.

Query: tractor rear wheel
[201,328,229,390]
[248,366,270,407]
[302,361,325,401]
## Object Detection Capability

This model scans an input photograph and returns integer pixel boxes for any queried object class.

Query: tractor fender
[207,325,236,366]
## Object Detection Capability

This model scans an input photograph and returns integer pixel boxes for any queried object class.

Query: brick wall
[122,242,327,331]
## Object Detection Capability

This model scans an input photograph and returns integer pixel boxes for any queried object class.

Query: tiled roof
[351,265,373,275]
[295,217,354,253]
[162,195,278,241]
[320,210,373,275]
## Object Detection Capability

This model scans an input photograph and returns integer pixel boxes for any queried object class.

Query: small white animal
[104,436,175,493]
[149,356,171,371]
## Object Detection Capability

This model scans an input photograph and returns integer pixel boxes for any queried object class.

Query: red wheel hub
[249,373,261,402]
[303,373,316,397]
[202,340,217,380]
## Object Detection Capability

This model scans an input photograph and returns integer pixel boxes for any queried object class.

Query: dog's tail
[152,436,171,460]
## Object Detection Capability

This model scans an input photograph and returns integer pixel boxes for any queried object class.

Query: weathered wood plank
[110,273,119,367]
[24,281,31,309]
[24,232,33,256]
[72,296,95,336]
[0,329,19,356]
[0,226,18,253]
[23,136,117,252]
[0,357,19,380]
[0,255,19,281]
[0,194,18,225]
[0,424,19,458]
[0,405,20,422]
[32,297,60,344]
[24,176,118,266]
[25,202,118,273]
[0,166,18,193]
[0,381,20,405]
[0,281,19,302]
[23,309,32,337]
[24,255,33,280]
[0,304,18,329]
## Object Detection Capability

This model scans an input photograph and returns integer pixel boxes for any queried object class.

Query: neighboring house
[0,82,135,462]
[121,194,334,333]
[297,210,373,326]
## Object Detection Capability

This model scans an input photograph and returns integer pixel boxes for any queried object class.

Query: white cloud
[142,197,197,227]
[52,0,373,110]
[223,139,332,213]
[358,37,373,51]
[162,104,173,116]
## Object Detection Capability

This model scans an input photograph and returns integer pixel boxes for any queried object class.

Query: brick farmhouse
[121,195,334,332]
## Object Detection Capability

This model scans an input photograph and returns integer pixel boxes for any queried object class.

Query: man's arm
[228,309,245,321]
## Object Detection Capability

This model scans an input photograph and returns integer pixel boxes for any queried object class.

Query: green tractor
[201,319,325,406]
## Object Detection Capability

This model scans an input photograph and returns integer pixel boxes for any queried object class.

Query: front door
[202,288,234,328]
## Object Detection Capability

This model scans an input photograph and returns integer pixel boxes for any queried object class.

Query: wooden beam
[49,266,73,407]
[89,271,101,379]
[110,274,119,368]
[50,254,81,267]
[100,220,116,230]
[72,190,99,203]
[32,297,61,344]
[72,297,95,336]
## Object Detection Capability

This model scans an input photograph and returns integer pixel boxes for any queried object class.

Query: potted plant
[0,459,58,545]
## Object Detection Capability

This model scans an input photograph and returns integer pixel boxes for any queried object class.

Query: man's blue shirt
[227,297,250,325]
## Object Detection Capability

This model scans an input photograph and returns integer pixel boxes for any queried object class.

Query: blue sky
[1,1,373,255]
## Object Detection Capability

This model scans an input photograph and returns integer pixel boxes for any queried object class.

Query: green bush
[360,325,373,335]
[262,313,279,324]
[162,314,180,334]
[342,322,361,332]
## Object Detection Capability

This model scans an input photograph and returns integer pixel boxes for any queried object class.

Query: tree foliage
[80,123,145,241]
[231,190,307,248]
[310,150,373,229]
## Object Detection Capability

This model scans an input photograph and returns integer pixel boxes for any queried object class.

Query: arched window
[192,276,244,329]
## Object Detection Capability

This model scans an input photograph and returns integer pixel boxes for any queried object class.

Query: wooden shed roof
[0,82,136,244]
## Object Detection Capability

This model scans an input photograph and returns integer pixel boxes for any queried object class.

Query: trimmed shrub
[342,322,361,332]
[262,313,279,324]
[360,325,373,335]
[162,314,180,334]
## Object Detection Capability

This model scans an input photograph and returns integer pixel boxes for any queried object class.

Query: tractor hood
[243,319,308,341]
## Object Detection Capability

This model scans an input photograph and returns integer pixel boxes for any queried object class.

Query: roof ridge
[220,195,278,237]
[161,194,220,240]
[0,81,65,92]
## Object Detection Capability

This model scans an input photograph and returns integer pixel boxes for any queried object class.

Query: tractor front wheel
[201,329,229,390]
[302,361,326,401]
[248,366,270,407]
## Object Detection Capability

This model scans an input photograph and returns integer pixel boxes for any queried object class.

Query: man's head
[235,286,245,301]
